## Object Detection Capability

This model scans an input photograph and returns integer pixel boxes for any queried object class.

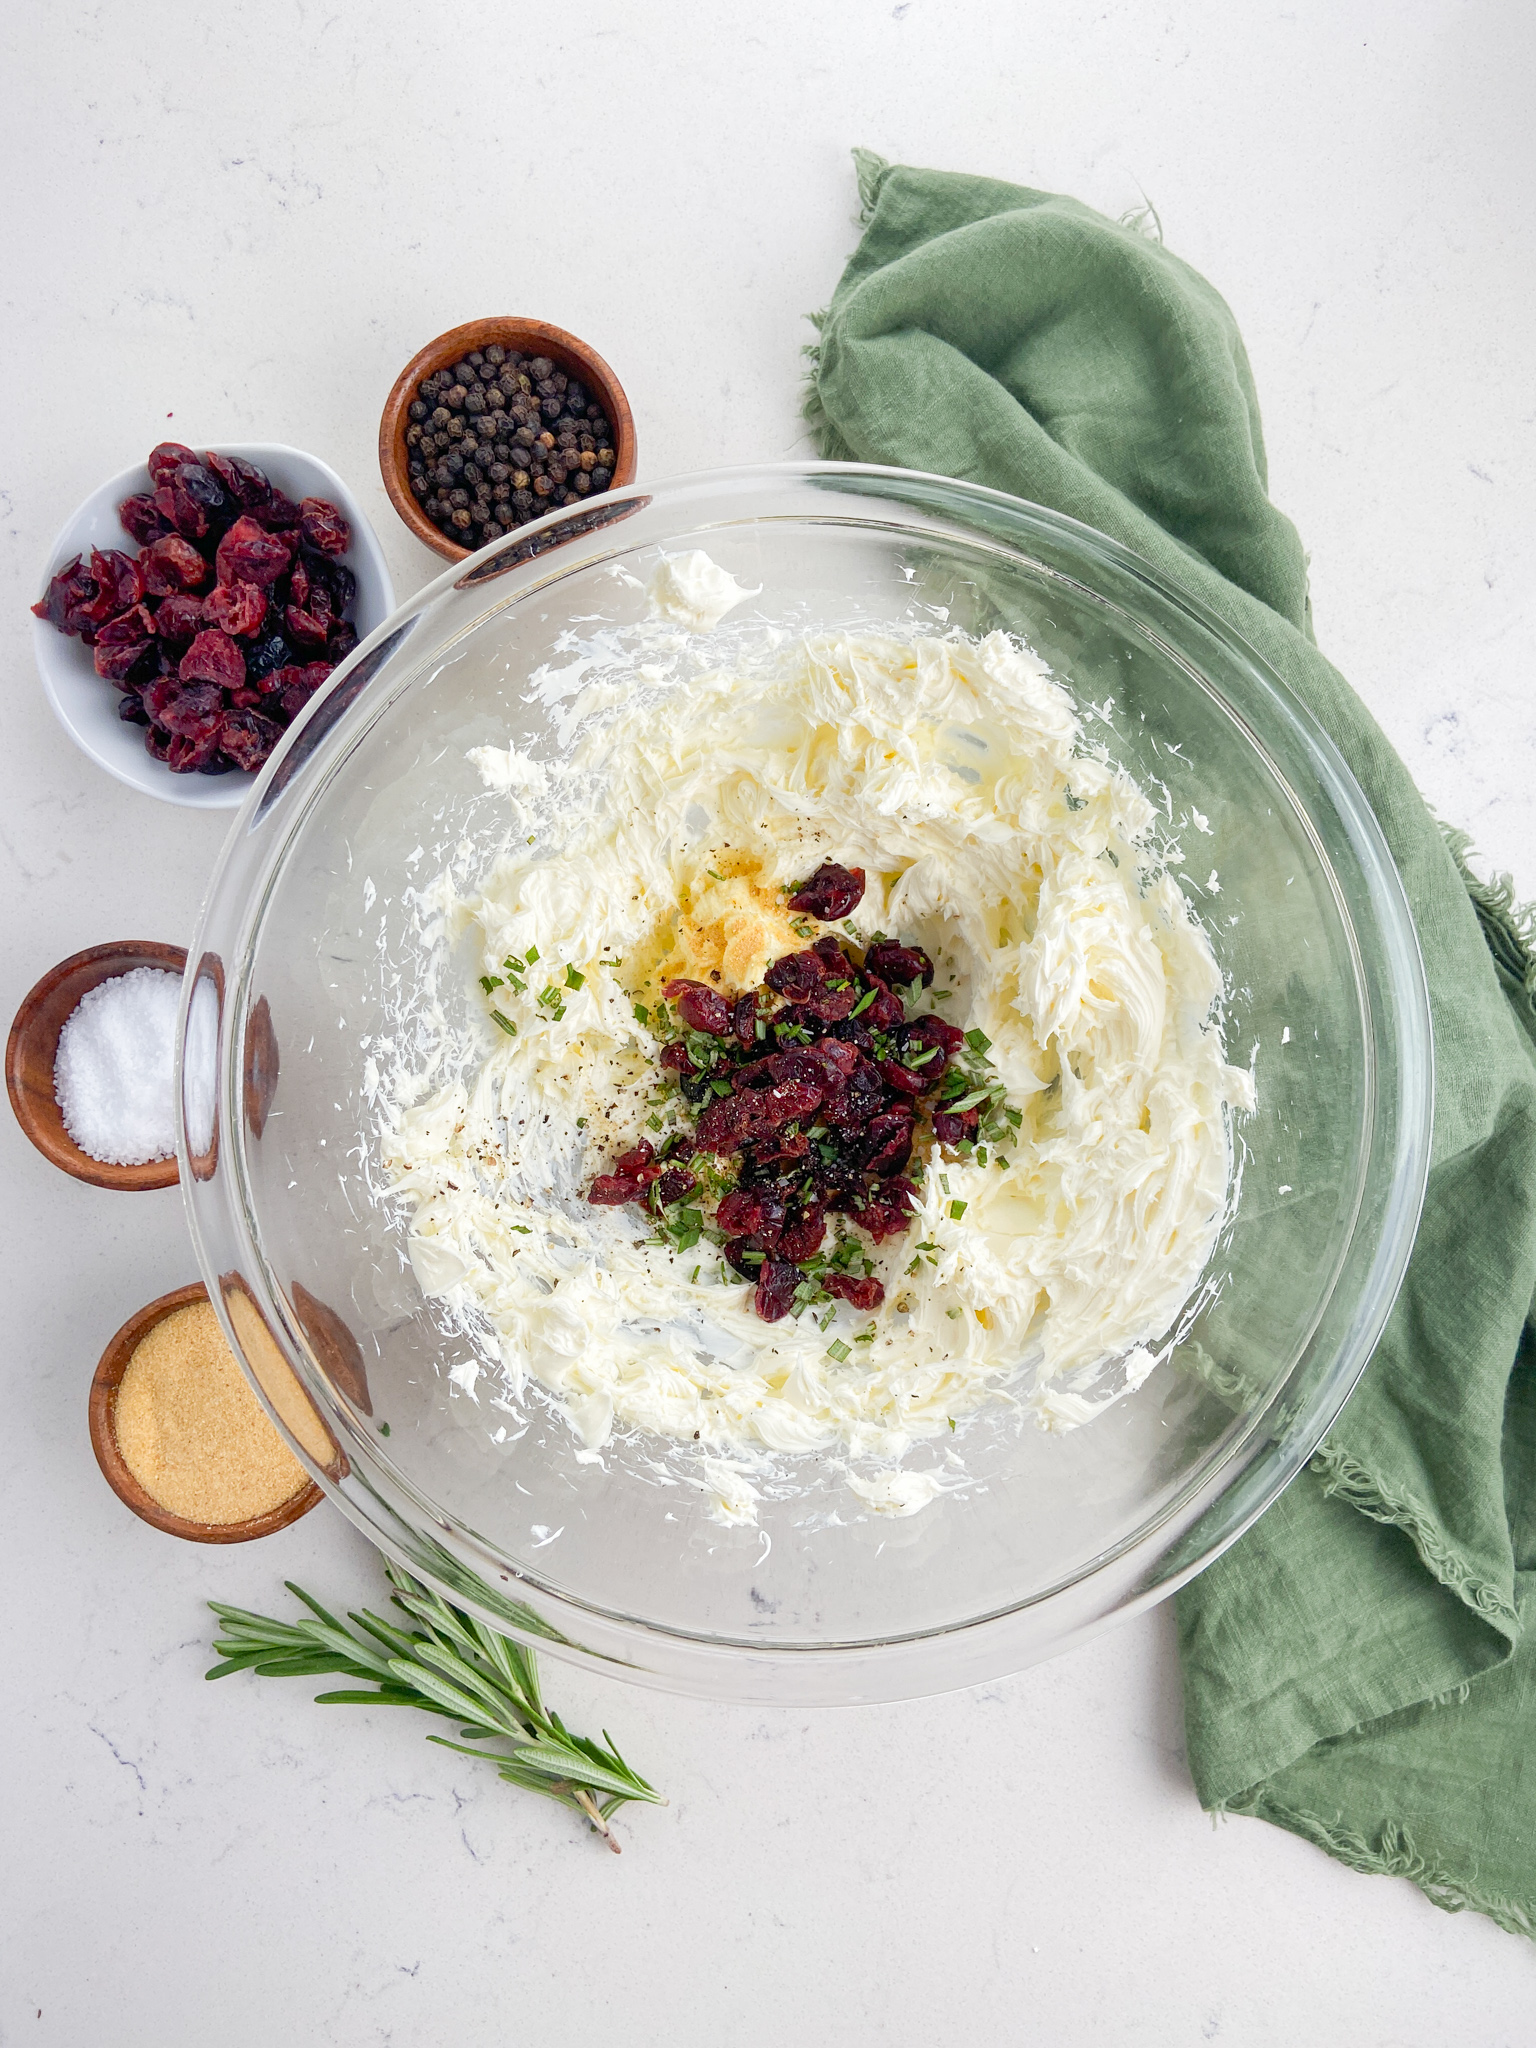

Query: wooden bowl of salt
[90,1283,324,1543]
[6,940,187,1190]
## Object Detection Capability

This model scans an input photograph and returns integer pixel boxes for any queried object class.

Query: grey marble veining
[3,3,1533,2041]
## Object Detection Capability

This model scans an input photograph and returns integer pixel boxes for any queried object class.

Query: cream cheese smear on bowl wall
[378,550,1254,1527]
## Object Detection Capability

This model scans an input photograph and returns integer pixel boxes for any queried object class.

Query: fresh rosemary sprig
[206,1562,663,1853]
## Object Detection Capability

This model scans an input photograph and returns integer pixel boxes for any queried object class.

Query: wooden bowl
[89,1282,324,1543]
[6,941,188,1190]
[378,316,638,563]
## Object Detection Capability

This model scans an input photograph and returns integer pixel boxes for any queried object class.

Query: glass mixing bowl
[178,465,1432,1705]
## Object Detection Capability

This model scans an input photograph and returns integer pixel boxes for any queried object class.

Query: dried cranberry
[802,984,859,1024]
[228,687,262,709]
[862,1112,915,1176]
[31,555,95,636]
[299,496,351,555]
[658,1039,699,1077]
[144,724,173,762]
[179,628,245,691]
[614,1140,654,1170]
[203,579,267,637]
[117,691,147,725]
[654,1167,697,1206]
[216,515,294,588]
[824,1272,886,1311]
[252,492,303,532]
[140,535,210,596]
[284,603,330,647]
[778,1204,827,1263]
[752,1259,800,1322]
[166,728,222,774]
[863,941,934,990]
[587,1174,642,1206]
[157,682,226,737]
[809,1037,858,1080]
[177,464,233,529]
[732,991,761,1049]
[204,450,273,509]
[245,630,295,682]
[91,606,156,680]
[828,1017,876,1055]
[870,980,912,1032]
[768,1048,831,1092]
[696,1077,821,1151]
[825,1058,884,1129]
[216,708,283,772]
[903,1013,966,1056]
[662,978,733,1036]
[744,1128,811,1169]
[764,950,826,1001]
[152,594,205,644]
[812,935,849,968]
[119,493,172,546]
[279,665,332,722]
[148,441,198,486]
[72,548,142,627]
[327,619,359,661]
[153,481,210,542]
[788,861,866,920]
[861,1202,914,1244]
[932,1109,980,1145]
[716,1189,786,1240]
[880,1060,928,1099]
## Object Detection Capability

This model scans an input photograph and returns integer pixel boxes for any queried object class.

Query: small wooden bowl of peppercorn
[379,317,637,563]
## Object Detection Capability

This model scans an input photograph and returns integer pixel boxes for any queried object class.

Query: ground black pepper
[406,346,619,552]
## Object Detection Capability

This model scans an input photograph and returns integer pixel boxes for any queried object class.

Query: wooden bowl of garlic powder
[89,1283,323,1542]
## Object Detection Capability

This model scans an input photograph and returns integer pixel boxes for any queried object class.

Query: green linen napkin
[806,150,1536,1937]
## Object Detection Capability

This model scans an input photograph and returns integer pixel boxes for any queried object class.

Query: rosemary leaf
[206,1561,662,1851]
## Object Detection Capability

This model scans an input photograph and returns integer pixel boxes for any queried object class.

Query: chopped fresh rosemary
[206,1563,662,1852]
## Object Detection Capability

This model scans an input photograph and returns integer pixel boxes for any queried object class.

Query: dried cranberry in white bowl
[31,443,395,809]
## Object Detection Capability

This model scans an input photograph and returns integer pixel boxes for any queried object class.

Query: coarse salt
[54,967,181,1165]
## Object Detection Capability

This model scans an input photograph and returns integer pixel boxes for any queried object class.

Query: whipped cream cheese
[380,614,1252,1524]
[645,550,759,632]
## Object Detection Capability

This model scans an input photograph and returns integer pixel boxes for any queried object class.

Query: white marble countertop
[4,3,1533,2041]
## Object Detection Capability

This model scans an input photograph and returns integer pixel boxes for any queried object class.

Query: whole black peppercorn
[512,487,534,513]
[431,406,450,427]
[477,362,496,382]
[467,350,484,367]
[483,520,503,539]
[528,356,553,379]
[408,399,428,422]
[573,472,592,495]
[451,508,472,530]
[540,395,562,421]
[447,418,466,442]
[484,343,505,365]
[464,389,486,414]
[446,384,467,411]
[511,468,531,490]
[411,475,430,501]
[488,462,510,484]
[579,449,596,471]
[463,462,483,485]
[592,466,612,487]
[448,487,469,509]
[432,462,453,486]
[532,474,554,497]
[445,453,465,479]
[406,423,422,447]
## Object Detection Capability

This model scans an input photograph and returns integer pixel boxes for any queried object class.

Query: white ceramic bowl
[31,443,396,810]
